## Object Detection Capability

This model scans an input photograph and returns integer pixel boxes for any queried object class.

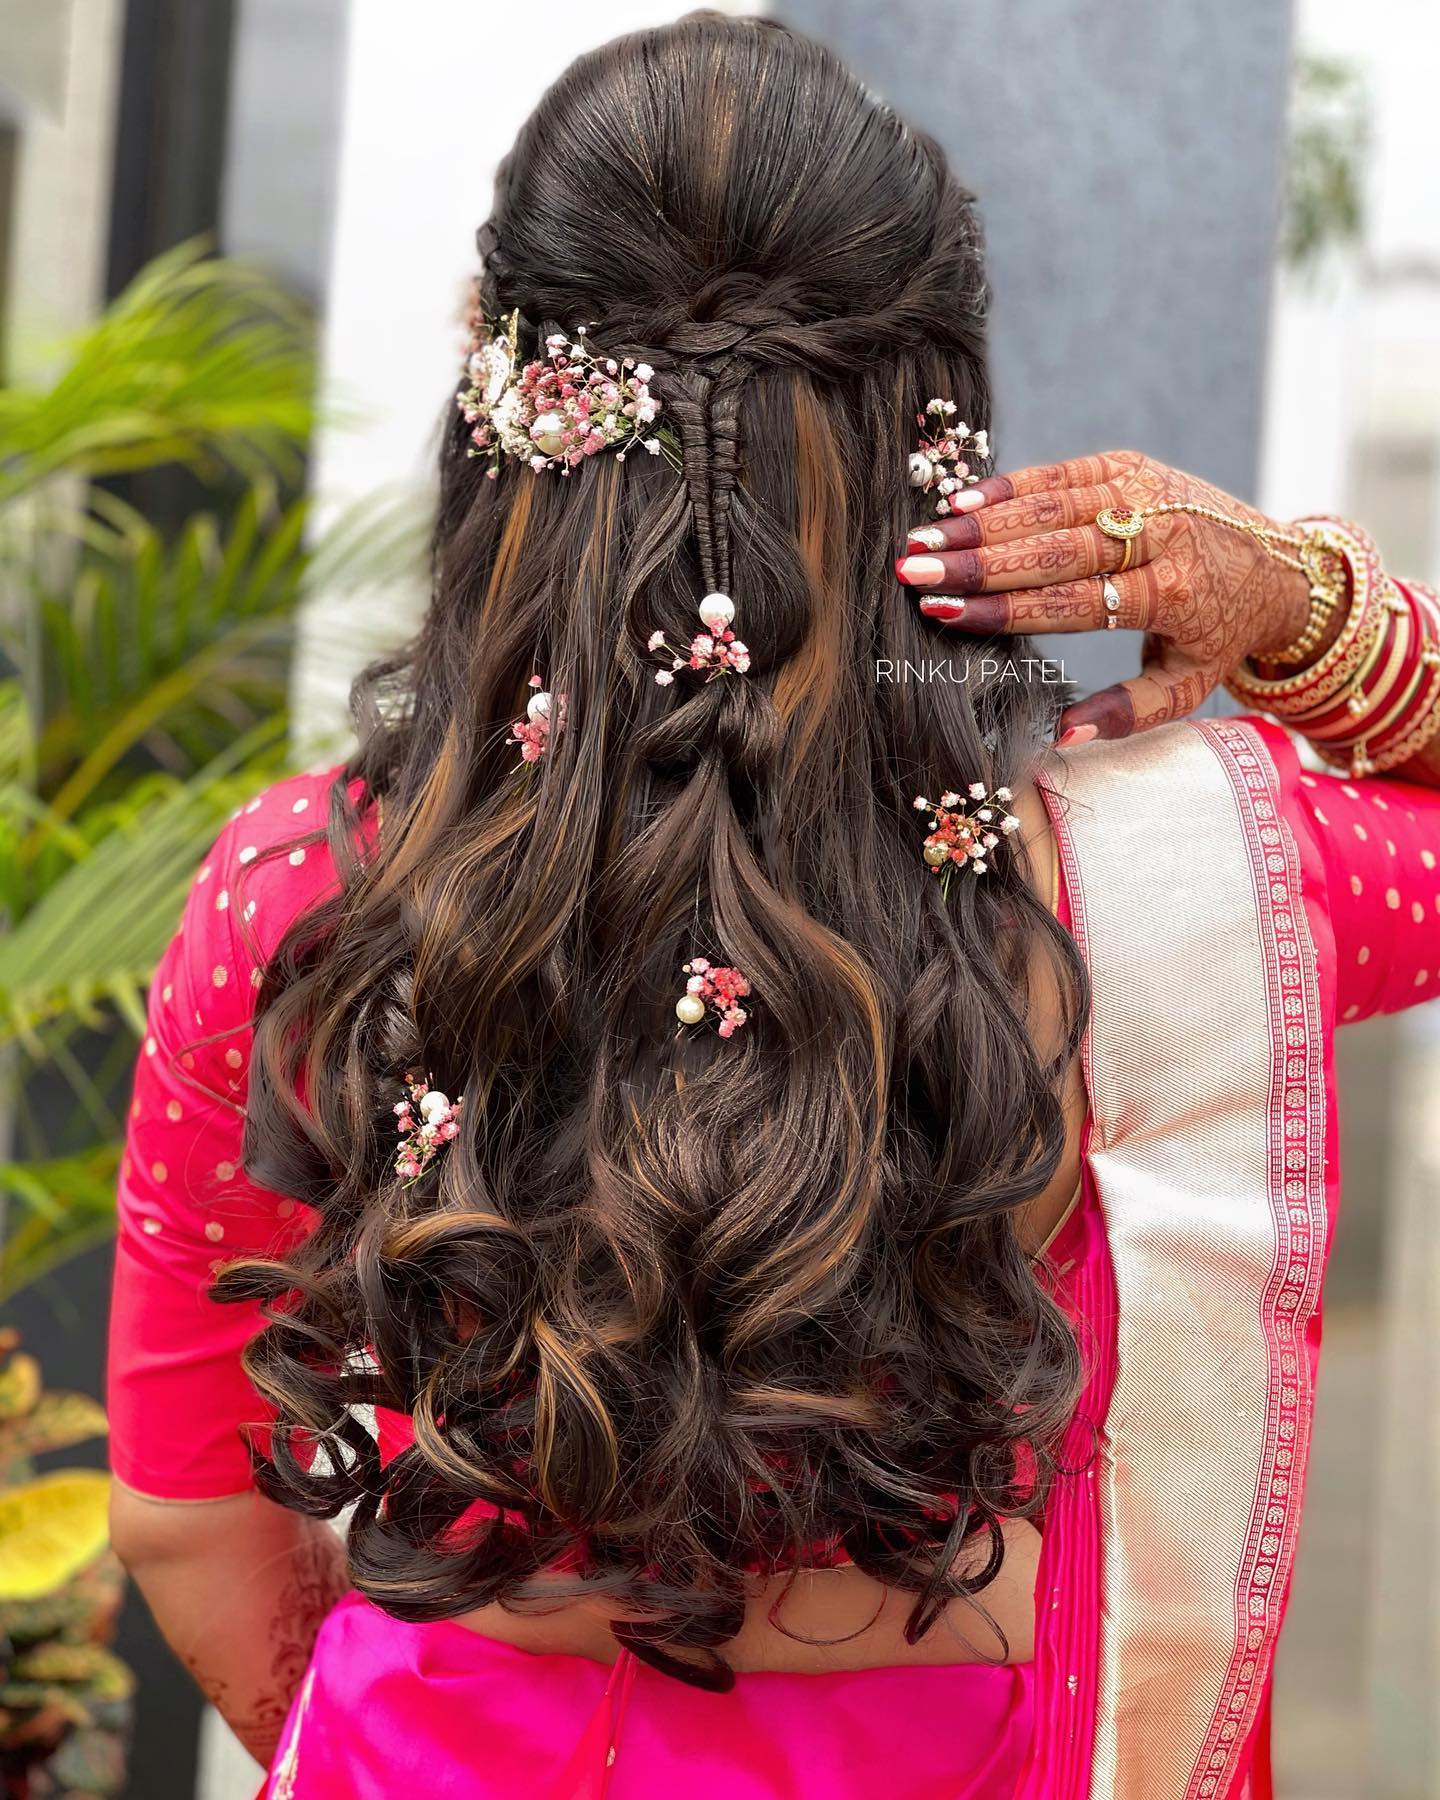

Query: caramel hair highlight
[219,14,1089,1693]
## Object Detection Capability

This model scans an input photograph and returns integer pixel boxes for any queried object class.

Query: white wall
[292,0,762,761]
[1259,0,1440,576]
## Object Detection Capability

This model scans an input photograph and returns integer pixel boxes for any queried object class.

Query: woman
[106,15,1440,1798]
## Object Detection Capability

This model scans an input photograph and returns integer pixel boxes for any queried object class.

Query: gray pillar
[773,0,1296,700]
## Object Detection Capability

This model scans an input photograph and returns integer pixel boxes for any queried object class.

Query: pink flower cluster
[456,300,664,478]
[681,958,751,1038]
[908,398,991,516]
[393,1071,463,1182]
[507,674,566,765]
[648,627,751,685]
[912,782,1020,888]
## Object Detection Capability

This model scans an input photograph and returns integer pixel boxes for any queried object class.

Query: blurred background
[0,1,1436,1796]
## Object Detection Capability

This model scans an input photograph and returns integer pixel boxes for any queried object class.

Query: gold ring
[1096,505,1145,575]
[1101,577,1122,631]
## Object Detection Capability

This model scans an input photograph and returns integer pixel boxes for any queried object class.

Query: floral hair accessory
[394,1071,463,1183]
[674,958,751,1038]
[913,783,1020,892]
[908,399,990,516]
[507,674,567,766]
[649,592,750,686]
[457,295,677,477]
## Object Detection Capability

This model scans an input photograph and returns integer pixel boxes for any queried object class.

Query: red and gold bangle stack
[1223,517,1440,777]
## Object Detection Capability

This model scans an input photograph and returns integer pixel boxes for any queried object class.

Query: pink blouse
[106,717,1440,1796]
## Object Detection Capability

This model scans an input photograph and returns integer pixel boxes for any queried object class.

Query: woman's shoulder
[1039,712,1306,806]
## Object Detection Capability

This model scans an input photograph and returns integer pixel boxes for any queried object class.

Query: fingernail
[1053,722,1099,748]
[950,488,988,513]
[895,555,946,587]
[906,526,947,551]
[919,598,965,622]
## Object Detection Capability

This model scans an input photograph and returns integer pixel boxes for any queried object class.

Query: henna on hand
[899,450,1314,740]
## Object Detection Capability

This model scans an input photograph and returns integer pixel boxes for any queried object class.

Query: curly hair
[215,11,1090,1690]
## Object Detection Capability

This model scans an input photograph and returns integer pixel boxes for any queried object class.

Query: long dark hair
[219,11,1089,1690]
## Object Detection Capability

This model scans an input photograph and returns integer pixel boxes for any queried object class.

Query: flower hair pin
[507,674,566,766]
[674,958,751,1038]
[913,783,1019,892]
[457,294,679,477]
[649,592,750,686]
[908,399,990,516]
[393,1072,463,1183]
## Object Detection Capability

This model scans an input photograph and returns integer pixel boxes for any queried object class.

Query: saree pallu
[254,713,1338,1799]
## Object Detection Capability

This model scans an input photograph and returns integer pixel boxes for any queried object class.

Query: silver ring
[1101,576,1122,632]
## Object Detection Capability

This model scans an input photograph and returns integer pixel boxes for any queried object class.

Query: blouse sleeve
[106,808,315,1501]
[1247,713,1440,1025]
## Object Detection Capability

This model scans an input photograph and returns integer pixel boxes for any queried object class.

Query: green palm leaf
[0,240,424,1297]
[0,240,314,505]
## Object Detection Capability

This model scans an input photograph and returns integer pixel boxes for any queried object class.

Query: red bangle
[1313,577,1440,774]
[1297,585,1414,740]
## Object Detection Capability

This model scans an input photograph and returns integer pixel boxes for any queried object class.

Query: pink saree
[109,713,1440,1797]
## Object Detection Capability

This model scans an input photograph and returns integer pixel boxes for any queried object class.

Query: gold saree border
[1036,717,1327,1800]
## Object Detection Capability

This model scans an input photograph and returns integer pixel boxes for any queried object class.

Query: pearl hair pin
[507,674,561,764]
[393,1071,463,1182]
[649,593,751,685]
[674,958,751,1038]
[913,783,1020,894]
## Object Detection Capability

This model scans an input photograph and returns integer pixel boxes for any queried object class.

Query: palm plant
[0,240,419,1296]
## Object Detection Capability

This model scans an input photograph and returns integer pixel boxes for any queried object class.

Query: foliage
[0,1332,131,1798]
[1282,52,1371,277]
[0,240,314,507]
[0,238,425,1296]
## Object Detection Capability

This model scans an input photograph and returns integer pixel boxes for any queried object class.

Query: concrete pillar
[774,0,1296,702]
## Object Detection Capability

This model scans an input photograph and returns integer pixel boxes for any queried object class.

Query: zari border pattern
[1036,716,1328,1800]
[1184,718,1327,1798]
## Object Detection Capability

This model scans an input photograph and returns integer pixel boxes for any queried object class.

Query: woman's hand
[894,451,1316,745]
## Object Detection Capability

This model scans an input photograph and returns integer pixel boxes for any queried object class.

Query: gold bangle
[1314,581,1440,774]
[1224,523,1389,707]
[1361,675,1440,772]
[1292,584,1409,737]
[1308,596,1415,745]
[1255,536,1347,663]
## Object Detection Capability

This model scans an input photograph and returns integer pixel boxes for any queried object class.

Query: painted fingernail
[919,598,966,622]
[1053,722,1099,748]
[949,488,988,513]
[895,555,947,587]
[974,476,1015,505]
[906,526,947,551]
[1053,689,1136,743]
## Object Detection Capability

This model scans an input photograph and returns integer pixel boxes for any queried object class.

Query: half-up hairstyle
[218,10,1090,1690]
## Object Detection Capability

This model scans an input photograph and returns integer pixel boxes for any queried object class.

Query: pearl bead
[908,453,935,488]
[698,592,735,630]
[531,412,566,456]
[527,689,552,723]
[419,1090,451,1123]
[924,843,950,867]
[675,994,707,1026]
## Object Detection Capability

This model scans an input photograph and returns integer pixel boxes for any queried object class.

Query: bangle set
[1222,517,1440,777]
[1097,501,1347,659]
